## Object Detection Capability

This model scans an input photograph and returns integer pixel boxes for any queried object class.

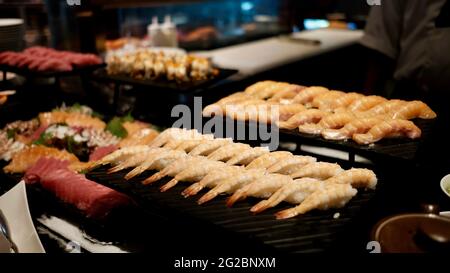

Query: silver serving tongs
[0,209,18,253]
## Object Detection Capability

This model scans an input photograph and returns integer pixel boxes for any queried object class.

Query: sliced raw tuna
[24,157,131,218]
[89,145,118,161]
[3,47,101,71]
[25,157,71,185]
[16,55,36,68]
[28,57,45,71]
[0,51,15,64]
[6,53,27,66]
[29,125,48,141]
[37,59,72,72]
[23,46,56,57]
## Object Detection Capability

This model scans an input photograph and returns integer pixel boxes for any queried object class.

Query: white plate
[0,19,24,27]
[0,181,45,253]
[440,174,450,198]
[440,211,450,218]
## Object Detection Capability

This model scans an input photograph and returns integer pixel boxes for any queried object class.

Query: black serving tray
[201,116,435,162]
[91,67,238,93]
[0,167,277,254]
[277,118,435,162]
[0,63,106,79]
[86,165,378,254]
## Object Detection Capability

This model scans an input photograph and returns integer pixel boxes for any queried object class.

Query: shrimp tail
[226,189,246,207]
[198,191,218,205]
[182,183,204,197]
[275,207,300,219]
[142,171,166,185]
[250,200,271,214]
[124,167,144,180]
[160,178,179,192]
[107,164,126,174]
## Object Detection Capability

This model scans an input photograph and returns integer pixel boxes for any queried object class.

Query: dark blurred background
[0,0,370,52]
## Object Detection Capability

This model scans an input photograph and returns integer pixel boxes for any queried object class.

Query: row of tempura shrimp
[202,81,436,145]
[89,128,377,219]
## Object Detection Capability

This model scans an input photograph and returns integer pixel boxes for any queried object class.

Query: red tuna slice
[24,157,71,184]
[24,157,131,219]
[37,59,72,72]
[23,46,57,57]
[3,53,21,64]
[6,53,28,66]
[17,55,37,68]
[89,145,118,161]
[28,57,47,71]
[65,53,102,67]
[61,53,85,66]
[29,125,48,141]
[0,51,15,64]
[49,51,70,60]
[41,168,131,218]
[83,54,102,65]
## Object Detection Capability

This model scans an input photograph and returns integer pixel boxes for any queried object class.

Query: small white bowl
[440,174,450,198]
[440,211,450,218]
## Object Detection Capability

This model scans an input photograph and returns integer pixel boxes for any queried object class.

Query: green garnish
[71,102,82,110]
[122,112,134,122]
[52,103,95,116]
[33,132,53,146]
[6,129,17,139]
[106,117,128,138]
[150,124,164,132]
[106,113,135,138]
[66,135,76,154]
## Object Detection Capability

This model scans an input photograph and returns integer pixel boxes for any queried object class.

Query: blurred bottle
[162,15,178,47]
[148,15,178,48]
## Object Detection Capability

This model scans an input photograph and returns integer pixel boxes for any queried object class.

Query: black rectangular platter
[278,118,435,161]
[86,166,377,254]
[91,67,238,93]
[202,116,435,162]
[0,63,106,78]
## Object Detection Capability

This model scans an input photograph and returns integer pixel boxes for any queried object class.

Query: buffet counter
[194,29,363,79]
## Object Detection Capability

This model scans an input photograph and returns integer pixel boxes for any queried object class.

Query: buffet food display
[0,41,439,253]
[0,106,378,220]
[88,128,377,219]
[106,48,219,82]
[0,104,160,218]
[0,46,102,73]
[203,81,437,145]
